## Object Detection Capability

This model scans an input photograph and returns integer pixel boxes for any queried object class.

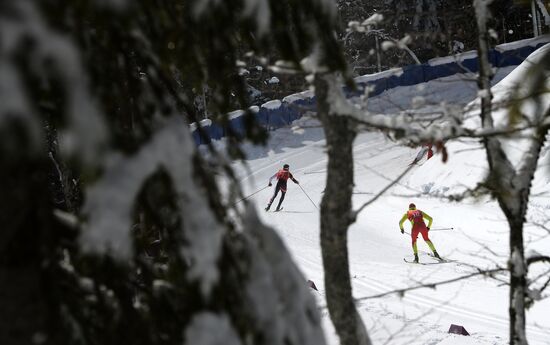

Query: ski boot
[413,253,419,263]
[265,204,271,212]
[275,206,281,212]
[433,251,441,260]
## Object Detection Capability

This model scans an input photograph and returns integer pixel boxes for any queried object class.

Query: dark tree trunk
[507,216,527,345]
[0,155,62,345]
[315,73,370,345]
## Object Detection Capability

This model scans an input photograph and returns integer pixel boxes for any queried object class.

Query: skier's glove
[427,227,430,231]
[268,183,272,187]
[400,228,404,234]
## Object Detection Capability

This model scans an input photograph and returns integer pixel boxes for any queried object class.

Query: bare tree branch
[351,164,414,220]
[527,255,550,266]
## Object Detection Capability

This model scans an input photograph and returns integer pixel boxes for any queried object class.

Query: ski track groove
[294,246,550,343]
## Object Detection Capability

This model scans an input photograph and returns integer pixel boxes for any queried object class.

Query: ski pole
[429,227,454,231]
[235,185,270,205]
[298,184,319,210]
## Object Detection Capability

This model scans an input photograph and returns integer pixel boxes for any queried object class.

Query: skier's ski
[403,258,420,264]
[426,253,456,263]
[403,256,454,265]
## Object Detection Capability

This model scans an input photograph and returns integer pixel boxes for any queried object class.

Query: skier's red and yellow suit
[399,209,436,255]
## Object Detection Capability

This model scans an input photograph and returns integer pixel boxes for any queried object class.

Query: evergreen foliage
[0,1,346,344]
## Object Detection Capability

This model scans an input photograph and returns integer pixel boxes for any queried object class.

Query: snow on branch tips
[82,118,225,297]
[323,73,358,116]
[0,59,40,146]
[362,13,384,26]
[301,44,331,76]
[1,1,108,161]
[184,313,242,345]
[192,0,222,17]
[317,0,337,17]
[243,0,271,36]
[473,0,494,29]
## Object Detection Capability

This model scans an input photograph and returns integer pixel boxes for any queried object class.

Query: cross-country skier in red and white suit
[265,164,299,211]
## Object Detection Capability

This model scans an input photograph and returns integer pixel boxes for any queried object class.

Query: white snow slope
[229,48,550,345]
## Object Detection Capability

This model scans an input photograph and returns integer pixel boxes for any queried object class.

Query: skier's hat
[283,164,289,170]
[409,203,416,209]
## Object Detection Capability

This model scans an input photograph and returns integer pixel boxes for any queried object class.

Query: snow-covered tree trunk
[475,2,550,344]
[475,2,527,344]
[501,116,550,345]
[508,213,528,345]
[315,73,371,345]
[475,0,494,129]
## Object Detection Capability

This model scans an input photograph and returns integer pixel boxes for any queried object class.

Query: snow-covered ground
[227,54,550,344]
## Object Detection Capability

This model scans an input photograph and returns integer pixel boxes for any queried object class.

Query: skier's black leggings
[270,183,286,209]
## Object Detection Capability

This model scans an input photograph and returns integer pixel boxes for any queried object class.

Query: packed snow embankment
[404,43,550,198]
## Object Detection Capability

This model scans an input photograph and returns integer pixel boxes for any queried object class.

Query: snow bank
[427,50,477,66]
[262,99,282,110]
[282,90,314,104]
[191,36,550,146]
[405,44,550,196]
[189,119,213,131]
[495,35,550,52]
[354,68,404,83]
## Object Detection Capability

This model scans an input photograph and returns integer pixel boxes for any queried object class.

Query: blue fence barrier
[191,36,550,145]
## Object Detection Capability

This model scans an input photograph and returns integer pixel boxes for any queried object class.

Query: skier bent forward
[265,164,299,212]
[399,203,441,263]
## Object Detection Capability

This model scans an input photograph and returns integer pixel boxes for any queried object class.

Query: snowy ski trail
[224,61,550,344]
